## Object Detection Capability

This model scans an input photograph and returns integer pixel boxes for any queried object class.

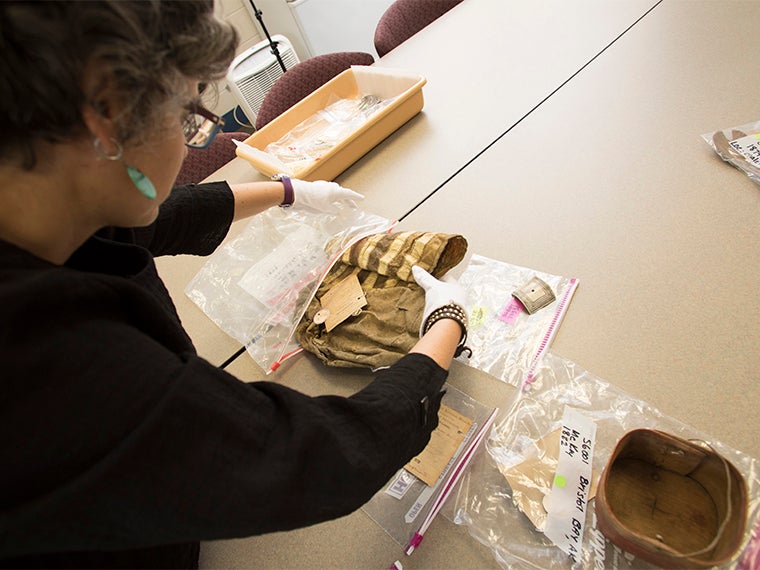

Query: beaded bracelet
[422,303,472,358]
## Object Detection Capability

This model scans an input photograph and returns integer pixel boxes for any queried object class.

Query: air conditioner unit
[227,35,300,126]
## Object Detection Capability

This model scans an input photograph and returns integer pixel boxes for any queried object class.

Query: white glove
[412,265,467,337]
[291,179,363,213]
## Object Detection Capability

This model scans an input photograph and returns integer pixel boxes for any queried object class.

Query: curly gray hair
[0,0,238,169]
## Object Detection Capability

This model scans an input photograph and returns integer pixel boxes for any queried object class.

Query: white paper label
[544,406,597,563]
[729,133,760,167]
[238,225,327,306]
[404,484,435,523]
[385,469,415,500]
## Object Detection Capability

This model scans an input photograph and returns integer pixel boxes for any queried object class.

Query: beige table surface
[160,0,760,568]
[398,0,760,462]
[338,0,660,218]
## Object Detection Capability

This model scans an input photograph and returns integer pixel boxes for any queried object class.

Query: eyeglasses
[182,102,225,149]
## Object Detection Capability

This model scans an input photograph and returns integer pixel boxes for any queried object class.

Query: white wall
[287,0,393,58]
[211,0,392,119]
[212,0,265,118]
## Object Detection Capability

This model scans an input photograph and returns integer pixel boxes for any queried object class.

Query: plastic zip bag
[456,254,579,386]
[445,352,760,569]
[185,203,394,372]
[264,93,397,174]
[362,385,498,555]
[702,120,760,186]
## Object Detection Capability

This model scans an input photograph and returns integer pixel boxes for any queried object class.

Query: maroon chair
[374,0,463,58]
[175,131,249,185]
[254,51,375,131]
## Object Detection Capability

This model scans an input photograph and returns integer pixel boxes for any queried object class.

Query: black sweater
[0,183,447,568]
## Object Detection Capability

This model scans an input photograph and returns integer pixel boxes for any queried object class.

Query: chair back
[175,131,249,185]
[374,0,463,58]
[254,51,375,130]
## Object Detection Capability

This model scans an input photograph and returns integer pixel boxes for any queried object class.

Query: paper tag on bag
[500,428,599,533]
[404,404,473,487]
[318,273,367,332]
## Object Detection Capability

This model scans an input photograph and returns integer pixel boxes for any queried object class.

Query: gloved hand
[412,265,468,337]
[291,179,363,213]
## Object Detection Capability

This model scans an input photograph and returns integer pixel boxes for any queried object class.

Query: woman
[0,1,468,568]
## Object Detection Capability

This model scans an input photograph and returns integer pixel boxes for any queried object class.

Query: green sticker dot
[554,475,567,488]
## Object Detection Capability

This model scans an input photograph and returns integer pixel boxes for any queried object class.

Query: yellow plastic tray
[236,66,426,181]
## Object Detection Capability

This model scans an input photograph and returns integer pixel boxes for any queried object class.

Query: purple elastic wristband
[272,174,294,207]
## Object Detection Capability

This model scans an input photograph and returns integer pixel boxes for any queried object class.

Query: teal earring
[126,165,157,200]
[94,137,156,200]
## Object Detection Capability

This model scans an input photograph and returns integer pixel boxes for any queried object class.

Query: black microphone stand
[248,0,288,73]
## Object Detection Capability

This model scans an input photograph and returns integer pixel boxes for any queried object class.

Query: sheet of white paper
[238,225,326,306]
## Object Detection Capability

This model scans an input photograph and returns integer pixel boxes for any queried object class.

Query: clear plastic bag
[456,254,579,386]
[185,203,393,372]
[264,94,397,173]
[446,352,760,569]
[702,120,760,186]
[362,385,498,555]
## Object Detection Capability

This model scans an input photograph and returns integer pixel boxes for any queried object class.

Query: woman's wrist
[271,173,294,207]
[410,318,462,370]
[229,181,291,221]
[422,303,471,358]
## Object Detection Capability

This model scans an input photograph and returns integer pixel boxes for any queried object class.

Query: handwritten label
[544,406,597,563]
[238,225,326,306]
[404,420,478,523]
[729,133,760,167]
[404,404,473,486]
[318,273,366,332]
[498,298,524,324]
